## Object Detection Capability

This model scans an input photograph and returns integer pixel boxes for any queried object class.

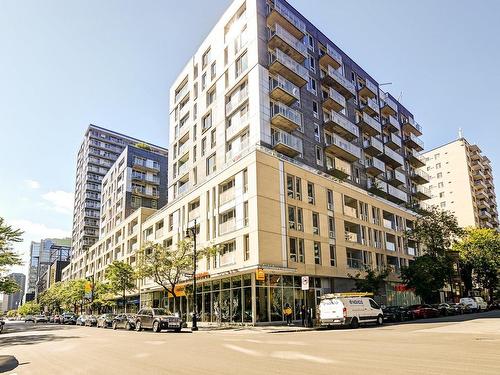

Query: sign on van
[301,276,309,290]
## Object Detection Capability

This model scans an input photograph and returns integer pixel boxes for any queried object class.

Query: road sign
[301,276,309,290]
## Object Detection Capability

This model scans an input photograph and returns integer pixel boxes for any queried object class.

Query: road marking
[143,341,167,345]
[223,344,261,356]
[271,351,335,364]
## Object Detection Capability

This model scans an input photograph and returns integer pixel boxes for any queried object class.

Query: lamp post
[186,219,198,331]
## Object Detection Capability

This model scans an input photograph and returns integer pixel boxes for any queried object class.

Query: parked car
[34,315,48,323]
[318,295,384,329]
[382,306,413,322]
[488,300,500,310]
[85,315,97,327]
[135,308,182,332]
[61,313,77,325]
[53,315,61,324]
[459,297,488,312]
[112,314,136,330]
[24,315,35,323]
[97,314,116,328]
[435,303,459,316]
[0,319,4,333]
[76,315,87,326]
[407,304,440,319]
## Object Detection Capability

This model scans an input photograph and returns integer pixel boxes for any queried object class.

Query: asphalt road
[1,311,499,375]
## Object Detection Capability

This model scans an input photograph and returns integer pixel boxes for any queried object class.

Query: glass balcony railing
[273,0,306,35]
[269,23,307,57]
[271,102,302,128]
[226,86,249,115]
[226,112,250,140]
[269,49,309,82]
[272,130,302,153]
[269,75,300,100]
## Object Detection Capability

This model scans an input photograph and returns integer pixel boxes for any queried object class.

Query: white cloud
[41,190,74,215]
[24,179,40,189]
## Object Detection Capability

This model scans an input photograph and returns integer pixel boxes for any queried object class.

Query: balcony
[174,83,189,104]
[319,44,342,70]
[474,180,487,191]
[364,158,385,176]
[226,86,249,116]
[473,169,486,181]
[363,137,383,156]
[345,232,359,244]
[382,115,400,133]
[402,117,423,136]
[477,199,491,210]
[379,146,404,168]
[358,79,378,99]
[386,169,406,187]
[409,169,430,184]
[177,142,189,161]
[479,210,492,220]
[470,161,482,171]
[268,23,307,62]
[219,218,236,235]
[406,149,425,168]
[269,49,309,87]
[475,189,488,200]
[361,97,380,116]
[272,130,302,157]
[380,96,398,117]
[356,112,381,136]
[226,140,249,162]
[327,158,351,179]
[188,207,200,222]
[219,187,236,206]
[321,66,356,98]
[387,185,408,204]
[226,112,250,141]
[132,186,159,199]
[271,102,302,132]
[368,178,388,198]
[132,158,160,172]
[325,134,361,162]
[267,0,306,39]
[323,111,359,141]
[145,175,160,185]
[178,181,190,196]
[177,162,189,179]
[322,87,346,112]
[412,185,431,200]
[269,75,300,105]
[386,241,396,252]
[404,133,424,152]
[384,132,402,150]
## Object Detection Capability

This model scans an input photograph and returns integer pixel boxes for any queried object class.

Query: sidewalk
[186,322,317,333]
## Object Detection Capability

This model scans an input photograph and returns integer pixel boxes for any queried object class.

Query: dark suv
[135,308,181,333]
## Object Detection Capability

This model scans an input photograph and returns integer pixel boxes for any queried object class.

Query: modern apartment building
[36,242,71,296]
[73,0,428,323]
[420,137,499,229]
[35,238,71,298]
[69,125,168,279]
[25,241,41,302]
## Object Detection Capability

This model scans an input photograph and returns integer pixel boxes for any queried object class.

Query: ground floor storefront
[138,270,419,325]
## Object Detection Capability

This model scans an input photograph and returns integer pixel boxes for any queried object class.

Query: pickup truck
[135,308,182,333]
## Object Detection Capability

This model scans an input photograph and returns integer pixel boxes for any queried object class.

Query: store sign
[256,269,265,281]
[301,276,309,290]
[84,280,93,299]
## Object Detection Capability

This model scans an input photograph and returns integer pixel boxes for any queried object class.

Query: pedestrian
[283,303,293,326]
[300,304,306,327]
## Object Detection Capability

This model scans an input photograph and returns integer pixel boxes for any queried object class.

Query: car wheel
[175,327,181,333]
[350,317,359,329]
[125,322,131,331]
[153,321,160,333]
[136,321,142,332]
[112,322,117,330]
[376,315,384,326]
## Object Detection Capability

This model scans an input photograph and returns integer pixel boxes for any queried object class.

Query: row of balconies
[131,172,160,185]
[132,186,160,199]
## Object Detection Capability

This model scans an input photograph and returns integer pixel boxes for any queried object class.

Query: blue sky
[1,0,499,276]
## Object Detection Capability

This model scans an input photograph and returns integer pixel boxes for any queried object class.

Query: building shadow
[0,355,19,372]
[0,333,81,348]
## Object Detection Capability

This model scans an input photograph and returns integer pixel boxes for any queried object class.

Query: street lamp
[185,219,198,332]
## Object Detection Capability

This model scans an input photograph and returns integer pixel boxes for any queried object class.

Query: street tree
[348,267,390,296]
[136,240,218,312]
[90,281,115,314]
[0,217,23,294]
[61,279,86,313]
[454,228,500,303]
[105,261,136,313]
[39,282,66,313]
[17,301,41,316]
[402,207,463,303]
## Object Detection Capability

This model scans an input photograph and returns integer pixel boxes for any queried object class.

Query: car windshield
[152,308,171,315]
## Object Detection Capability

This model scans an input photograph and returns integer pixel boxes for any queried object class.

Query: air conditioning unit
[313,227,319,235]
[288,221,295,229]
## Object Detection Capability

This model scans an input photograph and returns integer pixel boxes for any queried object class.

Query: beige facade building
[420,138,498,230]
[65,0,430,323]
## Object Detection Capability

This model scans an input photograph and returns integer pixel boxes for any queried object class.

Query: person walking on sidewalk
[283,303,293,326]
[300,305,306,327]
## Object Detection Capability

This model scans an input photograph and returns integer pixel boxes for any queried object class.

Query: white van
[460,297,488,312]
[318,294,384,328]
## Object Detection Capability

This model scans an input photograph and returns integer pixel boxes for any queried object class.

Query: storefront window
[212,290,220,323]
[221,277,231,290]
[243,287,252,322]
[213,280,220,291]
[203,281,211,293]
[243,274,251,287]
[231,288,242,323]
[256,287,268,322]
[269,274,282,287]
[283,275,293,287]
[270,287,283,322]
[203,292,211,322]
[293,276,301,288]
[232,275,242,288]
[220,289,231,322]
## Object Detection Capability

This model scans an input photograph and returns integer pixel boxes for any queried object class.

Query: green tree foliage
[0,217,23,294]
[348,267,390,296]
[17,301,41,316]
[454,228,500,303]
[62,279,86,313]
[105,261,136,312]
[6,310,17,318]
[135,142,152,151]
[402,207,462,303]
[136,240,218,305]
[39,282,66,313]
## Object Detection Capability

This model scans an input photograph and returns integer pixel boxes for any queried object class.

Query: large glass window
[256,287,268,323]
[270,286,283,322]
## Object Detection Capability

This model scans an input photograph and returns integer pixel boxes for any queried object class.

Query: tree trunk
[123,289,126,314]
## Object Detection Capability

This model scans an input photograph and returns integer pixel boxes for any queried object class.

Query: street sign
[301,276,309,290]
[256,268,265,281]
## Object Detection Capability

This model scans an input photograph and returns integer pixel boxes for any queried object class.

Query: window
[224,47,228,66]
[206,154,216,175]
[436,163,441,169]
[206,87,216,106]
[295,177,302,200]
[193,103,198,120]
[244,234,250,261]
[193,145,197,161]
[193,64,198,78]
[308,55,316,72]
[202,47,211,69]
[328,216,335,238]
[202,111,212,131]
[210,62,216,80]
[312,101,319,119]
[297,207,303,231]
[201,137,207,156]
[307,182,315,204]
[193,83,198,100]
[289,237,298,262]
[439,192,445,198]
[434,153,440,160]
[201,73,207,90]
[314,124,320,142]
[437,172,442,179]
[298,238,304,262]
[327,189,334,210]
[211,129,216,148]
[438,182,444,188]
[305,33,314,51]
[315,146,323,166]
[312,212,320,235]
[235,52,248,77]
[193,124,197,141]
[369,299,380,309]
[314,242,321,265]
[287,174,302,200]
[440,202,446,208]
[288,206,296,229]
[307,77,317,94]
[329,244,336,266]
[234,25,248,54]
